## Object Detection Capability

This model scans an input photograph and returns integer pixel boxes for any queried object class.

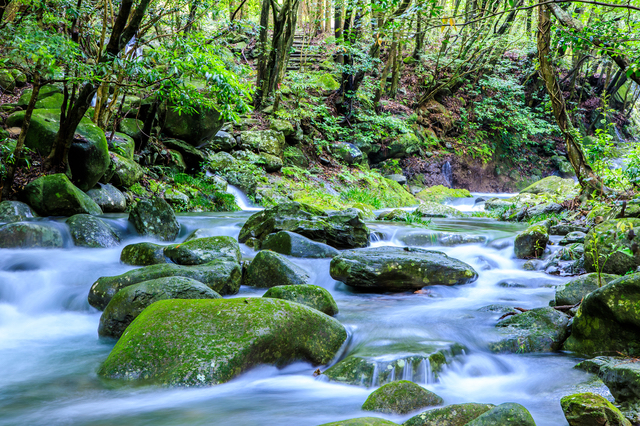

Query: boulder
[0,201,35,223]
[16,85,61,108]
[384,174,407,185]
[561,392,631,426]
[66,214,120,248]
[523,202,564,221]
[263,284,338,316]
[585,219,640,275]
[520,176,577,196]
[261,231,339,258]
[361,381,443,414]
[415,186,472,204]
[240,130,285,157]
[329,247,478,290]
[370,132,421,162]
[284,146,309,168]
[257,152,283,172]
[128,197,179,241]
[555,273,618,306]
[6,109,109,191]
[161,105,223,146]
[332,142,363,165]
[564,273,640,356]
[239,203,370,249]
[270,119,294,136]
[415,202,465,218]
[86,183,127,213]
[206,131,237,152]
[118,118,144,143]
[0,69,16,92]
[598,360,640,404]
[109,153,144,187]
[318,418,398,426]
[208,151,236,171]
[404,403,495,426]
[98,277,221,339]
[164,236,241,265]
[550,223,589,236]
[514,224,548,259]
[0,222,64,248]
[23,174,102,216]
[98,298,347,385]
[559,231,586,245]
[120,242,168,266]
[377,209,408,221]
[162,138,206,170]
[464,403,536,426]
[107,133,135,160]
[88,261,241,310]
[489,307,570,353]
[244,250,311,288]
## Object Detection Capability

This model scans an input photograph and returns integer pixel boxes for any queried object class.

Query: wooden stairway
[286,33,324,71]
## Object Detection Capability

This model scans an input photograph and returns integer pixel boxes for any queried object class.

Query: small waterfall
[226,185,262,211]
[442,161,453,187]
[401,359,413,381]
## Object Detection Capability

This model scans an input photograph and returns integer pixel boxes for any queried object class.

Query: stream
[0,196,606,426]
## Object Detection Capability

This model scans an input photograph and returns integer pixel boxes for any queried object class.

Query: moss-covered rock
[66,214,120,248]
[361,381,443,414]
[377,209,409,221]
[241,130,286,157]
[86,183,127,213]
[261,231,339,258]
[555,273,618,306]
[404,403,495,426]
[161,105,223,146]
[118,118,144,143]
[520,176,578,196]
[17,85,62,107]
[98,298,347,385]
[330,247,478,291]
[23,173,102,216]
[415,202,465,218]
[514,224,548,259]
[270,119,295,136]
[162,138,206,170]
[109,153,144,187]
[244,250,311,288]
[128,197,179,241]
[397,231,487,247]
[561,392,631,426]
[559,231,586,246]
[284,146,309,168]
[0,222,64,248]
[598,360,640,404]
[415,186,472,204]
[239,202,370,249]
[332,142,363,165]
[584,219,640,275]
[88,260,241,310]
[256,152,283,172]
[0,201,36,223]
[107,133,135,160]
[489,307,570,353]
[164,236,241,265]
[206,131,237,152]
[263,284,338,316]
[371,132,421,162]
[208,151,236,171]
[7,109,109,191]
[564,273,640,356]
[317,74,341,92]
[0,69,16,92]
[98,277,221,339]
[120,242,168,266]
[464,403,535,426]
[318,418,398,426]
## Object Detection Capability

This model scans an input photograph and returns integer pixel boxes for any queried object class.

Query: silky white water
[0,211,606,426]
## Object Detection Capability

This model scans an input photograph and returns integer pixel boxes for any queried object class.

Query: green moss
[561,392,631,426]
[361,380,443,414]
[404,403,495,426]
[263,284,338,316]
[415,185,472,204]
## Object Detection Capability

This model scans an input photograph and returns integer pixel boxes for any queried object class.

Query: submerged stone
[66,214,120,248]
[244,250,311,288]
[361,380,443,414]
[164,236,241,265]
[0,222,64,248]
[120,242,168,266]
[263,284,338,316]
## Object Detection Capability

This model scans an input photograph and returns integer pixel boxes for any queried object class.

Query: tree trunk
[0,0,10,22]
[537,5,604,195]
[373,33,398,109]
[325,0,331,32]
[1,74,41,200]
[334,0,343,64]
[254,0,271,108]
[412,8,423,60]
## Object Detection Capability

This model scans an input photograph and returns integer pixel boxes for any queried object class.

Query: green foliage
[172,173,239,212]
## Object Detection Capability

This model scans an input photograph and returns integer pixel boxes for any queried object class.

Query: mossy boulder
[489,307,570,353]
[332,142,363,165]
[284,146,309,168]
[263,284,338,316]
[161,105,223,146]
[514,225,549,259]
[208,151,236,171]
[559,231,586,245]
[33,93,64,109]
[207,131,237,152]
[520,175,577,196]
[98,277,221,339]
[377,209,408,221]
[404,403,495,426]
[118,118,144,143]
[256,152,283,172]
[162,138,206,170]
[598,360,640,404]
[371,132,421,162]
[415,202,465,218]
[107,133,135,160]
[555,273,618,306]
[415,186,472,204]
[270,119,295,136]
[88,261,241,310]
[318,418,398,426]
[561,392,631,426]
[128,197,179,242]
[239,202,370,249]
[361,381,443,414]
[66,214,120,248]
[584,219,640,275]
[464,403,535,426]
[244,250,311,288]
[109,153,144,187]
[0,69,16,92]
[0,222,64,248]
[164,236,241,265]
[98,298,347,385]
[261,231,339,258]
[330,247,478,291]
[564,273,640,356]
[317,74,341,92]
[86,183,127,213]
[23,173,102,216]
[17,85,62,107]
[0,201,35,223]
[120,242,168,266]
[241,130,285,157]
[6,109,109,191]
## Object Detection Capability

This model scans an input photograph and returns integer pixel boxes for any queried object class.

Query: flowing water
[0,202,607,426]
